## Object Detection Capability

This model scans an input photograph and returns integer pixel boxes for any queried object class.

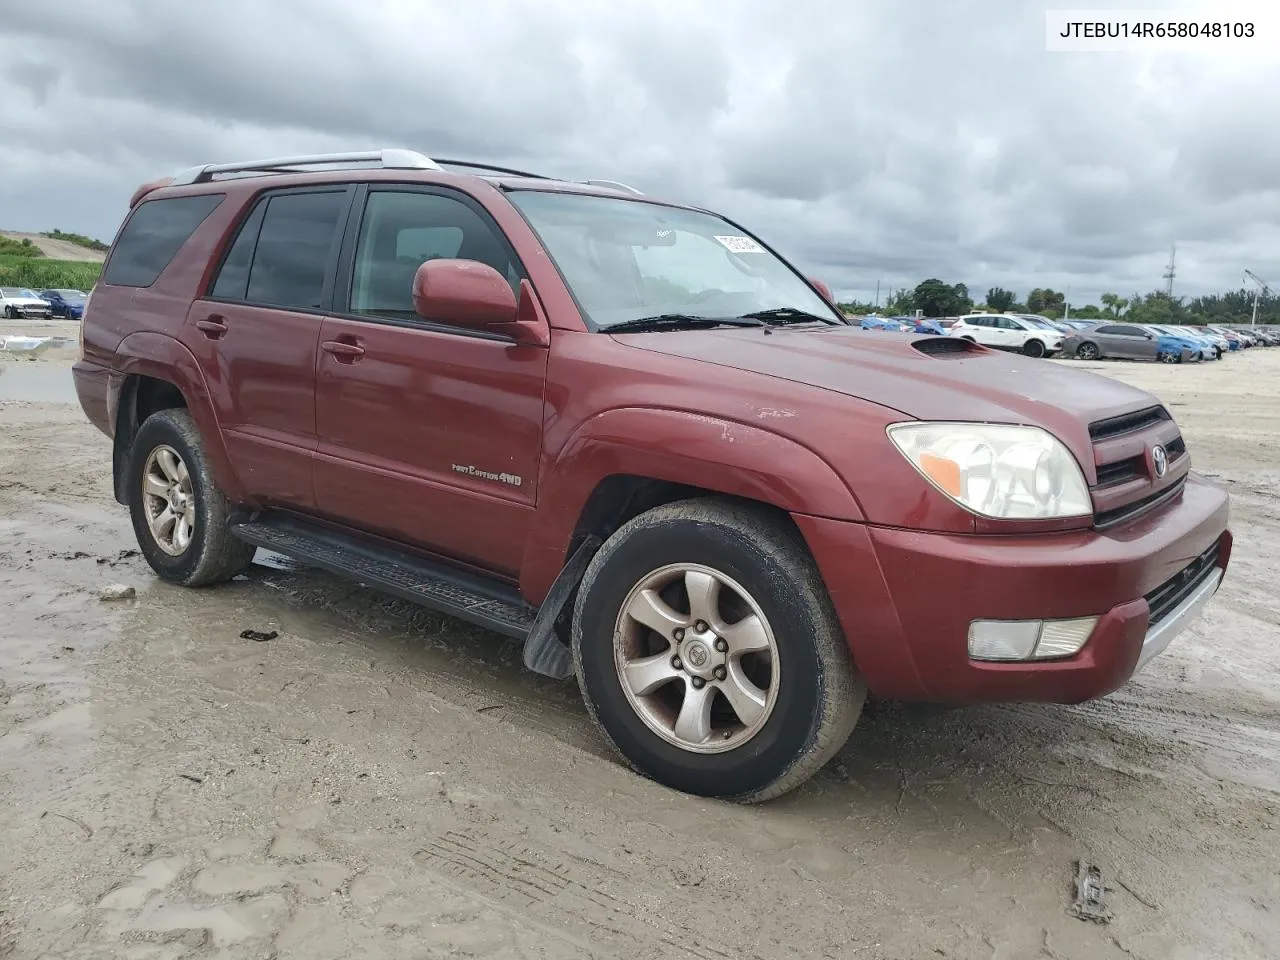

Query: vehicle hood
[613,325,1160,447]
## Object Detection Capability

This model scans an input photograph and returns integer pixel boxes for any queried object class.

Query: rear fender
[112,331,249,505]
[519,407,865,602]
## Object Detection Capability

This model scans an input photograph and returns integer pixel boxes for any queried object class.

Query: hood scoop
[911,336,984,358]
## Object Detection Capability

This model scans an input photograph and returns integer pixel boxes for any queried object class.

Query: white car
[0,287,53,320]
[947,313,1064,358]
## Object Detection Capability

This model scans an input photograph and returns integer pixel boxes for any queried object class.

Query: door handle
[321,340,365,360]
[196,315,228,339]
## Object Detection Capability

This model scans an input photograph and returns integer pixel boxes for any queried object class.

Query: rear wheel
[1022,339,1046,358]
[127,408,256,587]
[1077,342,1099,360]
[572,499,864,803]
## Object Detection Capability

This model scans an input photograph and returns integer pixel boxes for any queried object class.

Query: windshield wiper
[606,314,764,333]
[738,307,841,326]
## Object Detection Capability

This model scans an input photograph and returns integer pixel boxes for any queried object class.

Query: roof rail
[434,159,549,179]
[168,149,443,185]
[582,178,643,194]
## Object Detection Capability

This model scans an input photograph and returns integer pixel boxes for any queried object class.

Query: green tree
[883,287,915,314]
[1127,291,1189,326]
[1068,303,1103,320]
[986,287,1016,312]
[1099,293,1129,319]
[1026,288,1066,317]
[911,278,972,317]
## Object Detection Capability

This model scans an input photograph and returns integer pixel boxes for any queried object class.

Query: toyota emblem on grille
[1151,444,1168,478]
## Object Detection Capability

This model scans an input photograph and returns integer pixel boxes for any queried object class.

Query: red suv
[74,149,1231,802]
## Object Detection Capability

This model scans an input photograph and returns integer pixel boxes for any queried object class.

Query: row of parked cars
[0,287,89,320]
[858,312,1276,363]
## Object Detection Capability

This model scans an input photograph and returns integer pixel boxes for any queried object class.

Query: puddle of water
[0,363,78,403]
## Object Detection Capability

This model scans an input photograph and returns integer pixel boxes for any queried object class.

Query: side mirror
[808,277,833,302]
[412,260,547,345]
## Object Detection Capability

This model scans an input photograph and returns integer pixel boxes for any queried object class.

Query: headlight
[886,422,1092,520]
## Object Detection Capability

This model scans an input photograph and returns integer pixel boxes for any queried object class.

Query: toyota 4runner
[74,149,1231,802]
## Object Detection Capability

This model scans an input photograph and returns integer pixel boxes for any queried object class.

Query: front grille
[1094,477,1185,529]
[1145,538,1222,627]
[1088,405,1188,528]
[1088,405,1171,441]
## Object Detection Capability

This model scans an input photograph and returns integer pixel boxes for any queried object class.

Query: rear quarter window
[103,194,224,287]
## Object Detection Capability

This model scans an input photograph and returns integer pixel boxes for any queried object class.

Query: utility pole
[1163,244,1176,297]
[1063,285,1071,322]
[1244,269,1272,328]
[874,279,880,309]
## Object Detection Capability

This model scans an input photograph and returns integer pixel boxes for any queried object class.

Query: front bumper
[793,472,1231,704]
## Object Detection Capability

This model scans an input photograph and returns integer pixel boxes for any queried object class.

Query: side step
[229,514,537,639]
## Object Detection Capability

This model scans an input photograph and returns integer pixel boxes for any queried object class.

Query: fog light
[1033,617,1099,659]
[968,617,1099,662]
[968,621,1040,661]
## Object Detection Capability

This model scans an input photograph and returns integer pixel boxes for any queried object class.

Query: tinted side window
[210,202,267,301]
[1094,325,1119,335]
[1112,325,1142,336]
[245,191,346,310]
[103,194,224,287]
[348,190,521,321]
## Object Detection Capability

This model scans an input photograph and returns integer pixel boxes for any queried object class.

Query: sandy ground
[0,231,106,262]
[1,341,1278,960]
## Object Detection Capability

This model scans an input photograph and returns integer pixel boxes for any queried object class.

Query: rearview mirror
[412,260,546,345]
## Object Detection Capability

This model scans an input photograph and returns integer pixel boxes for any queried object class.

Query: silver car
[1062,322,1196,363]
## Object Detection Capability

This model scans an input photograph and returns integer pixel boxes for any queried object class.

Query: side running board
[229,514,537,639]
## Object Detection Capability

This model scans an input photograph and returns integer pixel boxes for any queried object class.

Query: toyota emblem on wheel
[1152,444,1168,478]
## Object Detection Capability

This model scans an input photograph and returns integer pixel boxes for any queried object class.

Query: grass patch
[0,237,44,258]
[0,256,101,290]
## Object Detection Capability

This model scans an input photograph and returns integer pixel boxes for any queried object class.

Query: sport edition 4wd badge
[452,464,524,487]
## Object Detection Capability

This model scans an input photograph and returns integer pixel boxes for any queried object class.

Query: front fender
[518,406,865,602]
[113,331,249,505]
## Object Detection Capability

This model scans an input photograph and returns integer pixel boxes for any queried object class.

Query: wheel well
[112,375,189,504]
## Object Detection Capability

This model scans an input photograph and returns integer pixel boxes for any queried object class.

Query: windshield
[1020,316,1057,330]
[508,191,842,329]
[57,289,85,299]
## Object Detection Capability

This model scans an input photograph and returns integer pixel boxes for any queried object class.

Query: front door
[186,186,352,509]
[312,186,549,576]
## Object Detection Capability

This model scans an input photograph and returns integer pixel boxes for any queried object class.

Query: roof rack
[434,159,549,179]
[169,149,443,185]
[582,178,643,194]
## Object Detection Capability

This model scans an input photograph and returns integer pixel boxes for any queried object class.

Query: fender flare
[519,406,865,603]
[111,331,249,505]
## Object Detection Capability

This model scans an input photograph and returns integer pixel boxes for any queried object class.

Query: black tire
[1022,339,1046,358]
[1077,342,1099,360]
[127,408,256,587]
[961,336,976,342]
[572,499,864,803]
[3,306,14,319]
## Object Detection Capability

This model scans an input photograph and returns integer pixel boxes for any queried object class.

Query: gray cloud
[2,0,1277,305]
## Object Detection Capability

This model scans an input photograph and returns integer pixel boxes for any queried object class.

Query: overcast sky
[2,0,1277,305]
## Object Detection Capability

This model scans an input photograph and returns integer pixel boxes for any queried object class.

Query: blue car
[860,315,913,332]
[1147,324,1219,360]
[1145,327,1204,363]
[39,289,88,319]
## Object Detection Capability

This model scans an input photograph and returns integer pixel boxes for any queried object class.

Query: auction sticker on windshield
[714,235,764,253]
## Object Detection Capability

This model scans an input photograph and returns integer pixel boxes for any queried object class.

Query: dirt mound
[0,231,106,262]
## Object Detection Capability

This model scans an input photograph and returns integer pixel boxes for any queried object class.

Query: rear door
[311,185,549,575]
[186,186,352,510]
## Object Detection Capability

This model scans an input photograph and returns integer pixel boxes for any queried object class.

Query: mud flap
[523,535,601,680]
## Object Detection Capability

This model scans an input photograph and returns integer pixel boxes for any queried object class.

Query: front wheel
[127,408,256,587]
[572,499,864,803]
[1158,351,1180,364]
[1022,339,1046,358]
[1077,342,1099,360]
[3,306,14,319]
